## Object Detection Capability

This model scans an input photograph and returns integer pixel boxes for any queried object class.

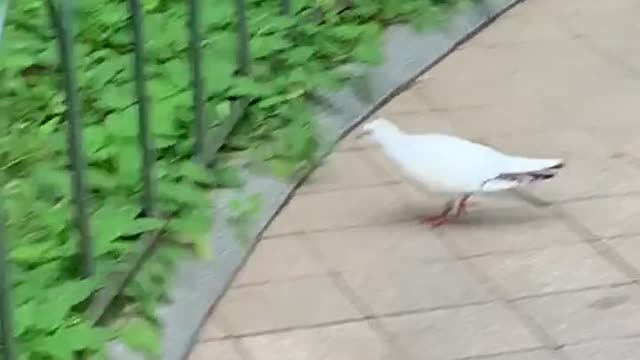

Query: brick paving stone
[383,109,457,135]
[299,150,397,194]
[380,303,541,360]
[513,285,640,344]
[413,47,519,109]
[198,313,229,341]
[436,208,580,257]
[382,89,433,115]
[486,128,608,163]
[561,195,640,239]
[233,235,327,286]
[605,236,640,276]
[550,93,640,136]
[438,101,560,140]
[563,338,640,360]
[470,244,629,298]
[506,40,627,100]
[465,11,572,48]
[340,260,491,315]
[526,155,640,202]
[215,276,361,336]
[264,184,417,236]
[473,349,560,360]
[304,223,452,272]
[188,340,245,360]
[239,321,395,360]
[400,185,532,222]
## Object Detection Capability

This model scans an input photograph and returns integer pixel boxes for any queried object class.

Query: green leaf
[30,279,100,332]
[212,166,245,188]
[34,323,112,360]
[178,161,215,186]
[98,82,135,110]
[84,125,109,158]
[162,58,190,90]
[352,28,384,64]
[266,158,301,178]
[168,209,212,251]
[91,203,139,254]
[151,99,178,136]
[158,180,210,208]
[105,107,137,138]
[285,46,316,64]
[121,217,165,236]
[250,34,291,59]
[14,301,36,336]
[119,318,161,356]
[85,58,124,91]
[115,141,142,186]
[31,166,71,198]
[229,77,272,97]
[258,89,305,109]
[330,24,364,40]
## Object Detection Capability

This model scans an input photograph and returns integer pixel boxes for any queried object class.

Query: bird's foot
[454,195,473,218]
[422,214,450,228]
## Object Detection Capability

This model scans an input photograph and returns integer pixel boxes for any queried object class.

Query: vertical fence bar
[234,0,251,76]
[46,0,94,278]
[0,0,14,358]
[127,0,157,217]
[280,0,291,15]
[187,0,206,162]
[0,197,15,360]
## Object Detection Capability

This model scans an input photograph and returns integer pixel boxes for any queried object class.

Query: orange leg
[423,195,474,228]
[455,194,473,218]
[422,201,454,228]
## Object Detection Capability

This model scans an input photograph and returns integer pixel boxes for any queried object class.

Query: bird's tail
[481,156,564,192]
[504,156,564,174]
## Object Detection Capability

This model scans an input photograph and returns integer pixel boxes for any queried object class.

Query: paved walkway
[190,1,640,359]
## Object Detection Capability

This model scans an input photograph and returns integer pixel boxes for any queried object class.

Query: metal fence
[0,0,295,358]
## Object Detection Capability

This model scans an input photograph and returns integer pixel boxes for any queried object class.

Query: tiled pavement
[190,0,640,359]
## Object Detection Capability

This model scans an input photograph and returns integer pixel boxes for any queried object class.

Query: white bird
[357,117,564,227]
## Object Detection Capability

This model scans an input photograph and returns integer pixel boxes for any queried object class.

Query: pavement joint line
[229,272,336,289]
[297,180,404,195]
[208,299,498,341]
[264,191,640,240]
[590,241,640,281]
[460,255,567,353]
[454,346,549,360]
[560,331,640,348]
[427,207,567,353]
[549,206,640,283]
[560,21,640,79]
[454,243,587,261]
[505,281,636,303]
[329,271,415,360]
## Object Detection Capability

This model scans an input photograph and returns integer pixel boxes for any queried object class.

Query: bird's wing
[407,134,563,193]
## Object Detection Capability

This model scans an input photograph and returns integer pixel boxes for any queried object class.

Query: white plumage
[359,117,564,226]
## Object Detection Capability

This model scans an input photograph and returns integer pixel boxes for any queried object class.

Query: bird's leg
[455,194,473,218]
[423,200,454,228]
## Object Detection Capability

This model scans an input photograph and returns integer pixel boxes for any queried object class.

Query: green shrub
[0,0,465,358]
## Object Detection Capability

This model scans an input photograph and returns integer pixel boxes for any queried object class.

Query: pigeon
[357,117,564,227]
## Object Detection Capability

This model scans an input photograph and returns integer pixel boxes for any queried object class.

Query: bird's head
[355,117,400,140]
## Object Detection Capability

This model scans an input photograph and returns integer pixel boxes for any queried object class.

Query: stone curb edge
[108,0,525,358]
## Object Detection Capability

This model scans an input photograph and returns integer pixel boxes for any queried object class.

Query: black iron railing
[0,0,281,357]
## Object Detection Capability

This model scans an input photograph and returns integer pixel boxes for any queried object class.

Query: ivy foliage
[0,0,464,358]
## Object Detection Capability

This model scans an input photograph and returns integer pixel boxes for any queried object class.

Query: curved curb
[108,0,524,358]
